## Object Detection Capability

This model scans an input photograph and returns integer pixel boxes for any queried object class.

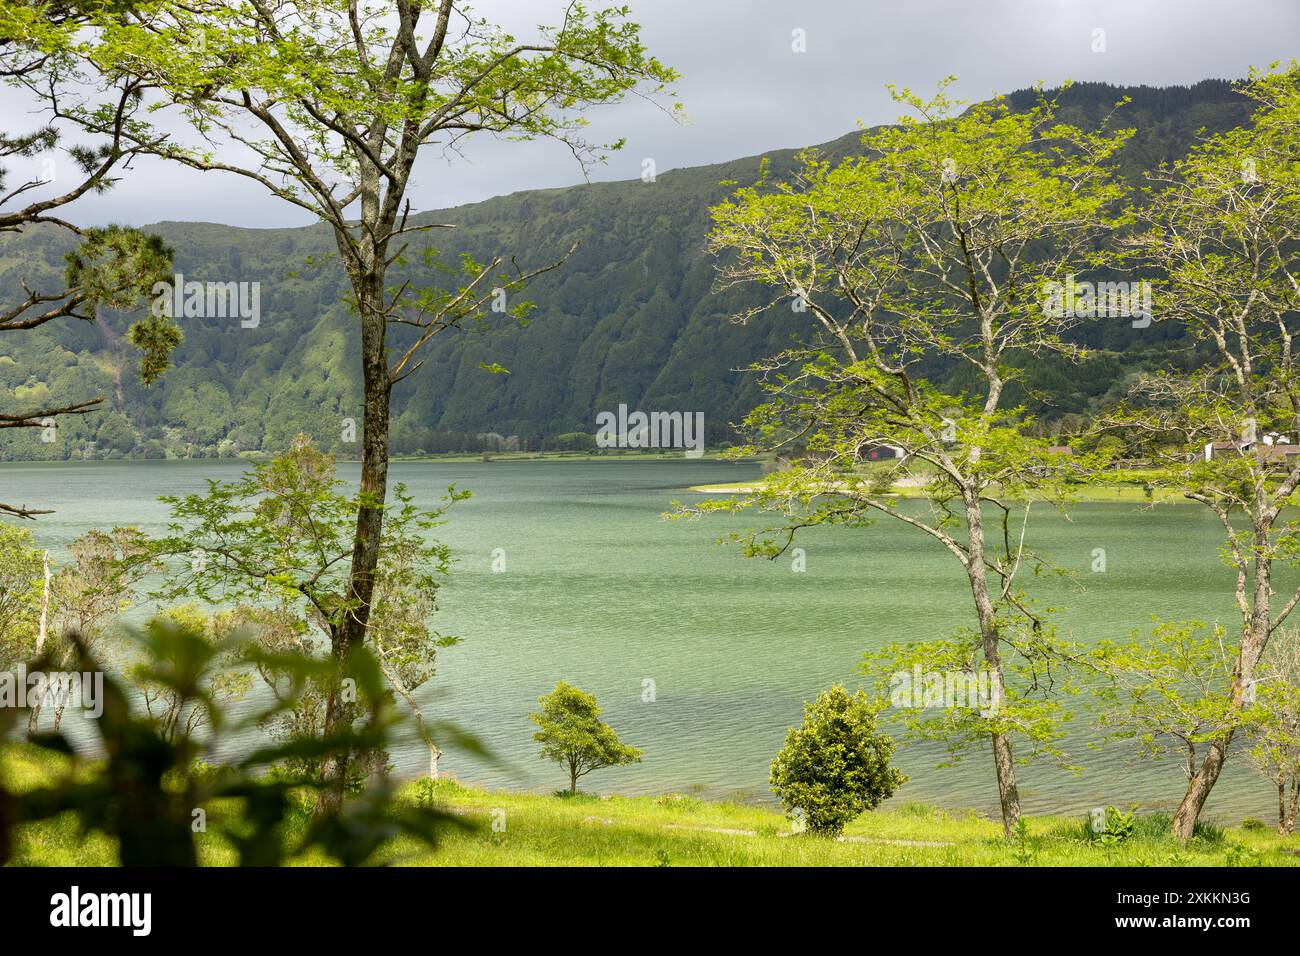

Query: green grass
[687,476,1196,503]
[5,749,1298,866]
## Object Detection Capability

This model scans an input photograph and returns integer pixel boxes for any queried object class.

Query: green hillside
[0,80,1251,461]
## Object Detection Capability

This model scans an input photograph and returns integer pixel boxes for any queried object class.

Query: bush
[770,684,906,836]
[1084,805,1136,846]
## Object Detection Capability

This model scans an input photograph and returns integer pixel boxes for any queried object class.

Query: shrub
[1085,805,1136,846]
[770,684,906,836]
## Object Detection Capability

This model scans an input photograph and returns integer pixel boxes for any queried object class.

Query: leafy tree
[0,523,44,666]
[770,685,905,837]
[94,410,139,454]
[369,535,460,778]
[1248,628,1300,835]
[530,680,641,794]
[0,3,180,515]
[549,431,598,452]
[27,0,678,808]
[1107,63,1300,838]
[217,603,332,781]
[26,527,154,733]
[147,436,462,782]
[690,79,1131,837]
[132,605,252,746]
[1090,621,1249,798]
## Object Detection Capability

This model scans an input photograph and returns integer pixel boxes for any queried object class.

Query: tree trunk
[570,762,578,795]
[36,550,49,653]
[1172,733,1231,839]
[27,552,51,738]
[1279,781,1288,837]
[315,271,392,816]
[1173,526,1273,839]
[963,491,1020,840]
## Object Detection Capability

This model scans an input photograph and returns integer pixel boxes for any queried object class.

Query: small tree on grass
[771,685,906,837]
[531,681,641,795]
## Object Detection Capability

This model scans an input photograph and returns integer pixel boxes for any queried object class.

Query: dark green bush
[770,684,906,837]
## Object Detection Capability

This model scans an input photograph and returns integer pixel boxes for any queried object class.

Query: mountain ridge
[0,79,1252,461]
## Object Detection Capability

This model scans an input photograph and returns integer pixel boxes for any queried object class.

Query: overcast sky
[8,0,1299,228]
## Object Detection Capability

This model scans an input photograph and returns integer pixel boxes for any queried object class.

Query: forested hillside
[0,80,1251,460]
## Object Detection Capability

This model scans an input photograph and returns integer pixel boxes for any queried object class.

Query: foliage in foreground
[0,622,475,866]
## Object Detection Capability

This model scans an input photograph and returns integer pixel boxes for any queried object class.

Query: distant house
[1203,434,1300,463]
[860,443,906,462]
[1203,439,1253,461]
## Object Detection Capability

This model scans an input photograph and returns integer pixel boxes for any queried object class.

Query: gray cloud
[6,0,1298,228]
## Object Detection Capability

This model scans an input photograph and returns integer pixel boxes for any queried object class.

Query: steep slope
[0,80,1251,460]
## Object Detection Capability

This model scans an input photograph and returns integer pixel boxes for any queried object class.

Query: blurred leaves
[0,618,479,866]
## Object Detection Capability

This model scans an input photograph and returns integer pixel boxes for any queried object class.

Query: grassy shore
[687,478,1195,503]
[3,749,1295,866]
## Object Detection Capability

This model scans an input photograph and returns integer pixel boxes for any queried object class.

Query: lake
[0,456,1281,823]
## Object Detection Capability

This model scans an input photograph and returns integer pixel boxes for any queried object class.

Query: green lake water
[0,457,1282,823]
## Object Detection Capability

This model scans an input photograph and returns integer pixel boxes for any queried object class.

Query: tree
[770,685,905,837]
[691,79,1131,837]
[1090,621,1248,802]
[530,680,640,795]
[132,604,252,746]
[0,523,44,666]
[30,526,154,732]
[31,0,677,807]
[369,534,459,778]
[1109,63,1300,838]
[550,431,598,452]
[0,2,181,517]
[217,602,332,781]
[1248,628,1300,836]
[147,436,462,781]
